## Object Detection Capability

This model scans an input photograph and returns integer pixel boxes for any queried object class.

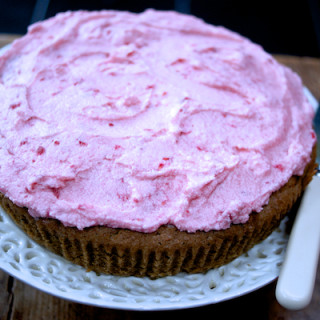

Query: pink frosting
[0,10,316,232]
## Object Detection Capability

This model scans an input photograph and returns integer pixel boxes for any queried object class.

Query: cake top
[0,10,315,232]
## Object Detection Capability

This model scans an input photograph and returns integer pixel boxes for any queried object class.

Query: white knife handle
[276,176,320,310]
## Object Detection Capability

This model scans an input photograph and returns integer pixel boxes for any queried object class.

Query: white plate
[0,204,288,311]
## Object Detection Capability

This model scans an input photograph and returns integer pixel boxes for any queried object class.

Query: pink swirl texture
[0,10,316,232]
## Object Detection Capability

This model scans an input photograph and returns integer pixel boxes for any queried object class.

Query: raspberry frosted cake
[0,9,316,278]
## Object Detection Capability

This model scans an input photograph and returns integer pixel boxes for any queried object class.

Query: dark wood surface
[0,34,320,320]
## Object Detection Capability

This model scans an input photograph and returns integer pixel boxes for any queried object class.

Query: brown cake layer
[0,147,316,279]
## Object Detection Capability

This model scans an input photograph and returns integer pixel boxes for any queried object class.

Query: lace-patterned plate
[0,205,288,310]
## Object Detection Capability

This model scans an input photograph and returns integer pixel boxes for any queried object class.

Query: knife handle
[276,176,320,310]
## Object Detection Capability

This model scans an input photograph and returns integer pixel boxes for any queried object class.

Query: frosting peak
[0,10,315,232]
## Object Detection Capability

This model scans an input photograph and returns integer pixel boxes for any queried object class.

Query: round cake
[0,9,316,278]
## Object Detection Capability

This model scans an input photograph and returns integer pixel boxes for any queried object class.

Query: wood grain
[274,54,320,101]
[0,271,13,320]
[0,34,319,319]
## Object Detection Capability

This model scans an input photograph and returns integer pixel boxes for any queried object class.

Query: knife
[276,92,320,310]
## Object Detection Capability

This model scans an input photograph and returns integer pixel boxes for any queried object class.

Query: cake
[0,9,316,278]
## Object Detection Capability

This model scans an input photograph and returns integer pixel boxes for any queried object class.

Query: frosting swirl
[0,10,315,232]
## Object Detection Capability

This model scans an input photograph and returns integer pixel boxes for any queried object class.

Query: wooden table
[0,34,319,320]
